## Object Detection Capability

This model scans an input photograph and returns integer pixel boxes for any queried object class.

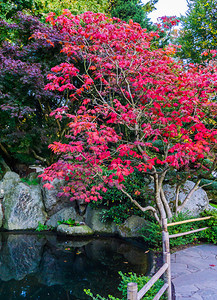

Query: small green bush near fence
[84,271,165,300]
[141,210,217,250]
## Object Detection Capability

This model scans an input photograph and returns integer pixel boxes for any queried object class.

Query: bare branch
[120,188,160,224]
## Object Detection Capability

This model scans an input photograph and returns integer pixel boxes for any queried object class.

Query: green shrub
[21,177,39,185]
[200,179,217,191]
[57,218,81,227]
[200,210,217,244]
[140,221,162,249]
[84,271,166,300]
[36,222,54,232]
[90,169,154,224]
[168,213,204,248]
[141,212,204,249]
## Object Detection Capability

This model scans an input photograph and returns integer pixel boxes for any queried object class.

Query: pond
[0,233,153,300]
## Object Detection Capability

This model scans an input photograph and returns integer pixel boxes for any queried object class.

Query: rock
[0,181,4,198]
[0,202,3,228]
[0,234,45,281]
[85,206,117,234]
[41,178,72,216]
[46,207,83,228]
[2,171,20,194]
[163,180,209,216]
[117,215,148,238]
[2,181,47,230]
[57,224,94,236]
[148,180,209,216]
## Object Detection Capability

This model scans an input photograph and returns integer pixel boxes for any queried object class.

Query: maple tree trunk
[160,188,173,219]
[154,174,167,220]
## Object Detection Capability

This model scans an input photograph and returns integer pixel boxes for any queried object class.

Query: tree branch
[120,188,160,224]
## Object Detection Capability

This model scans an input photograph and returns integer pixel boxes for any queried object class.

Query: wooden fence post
[127,282,138,300]
[162,218,170,253]
[164,251,172,300]
[162,218,172,300]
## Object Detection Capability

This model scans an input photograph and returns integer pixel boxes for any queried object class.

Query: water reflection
[0,233,152,299]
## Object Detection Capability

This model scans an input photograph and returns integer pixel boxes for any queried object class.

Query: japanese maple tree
[39,11,217,223]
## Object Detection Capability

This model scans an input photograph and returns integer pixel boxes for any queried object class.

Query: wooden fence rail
[167,216,212,227]
[127,215,212,300]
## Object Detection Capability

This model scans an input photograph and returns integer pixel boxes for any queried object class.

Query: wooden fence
[127,215,212,300]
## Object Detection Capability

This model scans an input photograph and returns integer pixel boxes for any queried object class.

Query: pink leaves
[43,183,54,189]
[38,11,217,206]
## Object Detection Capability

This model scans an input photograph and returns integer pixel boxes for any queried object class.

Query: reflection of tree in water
[0,234,152,300]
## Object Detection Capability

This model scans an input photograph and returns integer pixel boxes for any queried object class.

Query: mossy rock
[57,224,94,236]
[117,215,148,238]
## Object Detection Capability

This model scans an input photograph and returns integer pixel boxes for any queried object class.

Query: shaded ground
[171,244,217,300]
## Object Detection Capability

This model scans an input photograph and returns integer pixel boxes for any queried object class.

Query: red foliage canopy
[39,11,217,219]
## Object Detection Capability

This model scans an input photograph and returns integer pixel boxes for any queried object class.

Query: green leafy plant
[90,169,154,224]
[21,177,39,185]
[36,222,53,232]
[100,204,142,225]
[141,212,205,249]
[57,218,81,227]
[200,210,217,244]
[140,221,162,249]
[84,271,166,300]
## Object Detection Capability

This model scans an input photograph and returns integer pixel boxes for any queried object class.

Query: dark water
[0,233,152,300]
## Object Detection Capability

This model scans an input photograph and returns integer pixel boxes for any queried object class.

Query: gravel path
[171,244,217,299]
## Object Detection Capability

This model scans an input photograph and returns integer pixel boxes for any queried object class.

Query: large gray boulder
[2,172,47,229]
[0,181,4,198]
[46,207,83,228]
[41,178,72,216]
[147,180,209,216]
[163,180,209,216]
[117,215,148,238]
[0,203,3,228]
[57,224,94,236]
[1,172,20,197]
[85,206,117,234]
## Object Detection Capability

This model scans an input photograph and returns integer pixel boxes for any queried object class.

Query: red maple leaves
[38,11,217,213]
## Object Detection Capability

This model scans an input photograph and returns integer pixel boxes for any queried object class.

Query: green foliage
[90,170,154,224]
[143,0,158,13]
[84,271,165,300]
[210,203,217,209]
[141,212,205,249]
[140,221,162,249]
[21,177,39,185]
[168,213,205,248]
[0,0,36,20]
[200,210,217,244]
[0,0,109,21]
[100,205,137,225]
[110,0,154,30]
[36,222,53,231]
[177,0,217,62]
[200,179,217,191]
[34,0,109,20]
[0,165,3,179]
[57,218,81,226]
